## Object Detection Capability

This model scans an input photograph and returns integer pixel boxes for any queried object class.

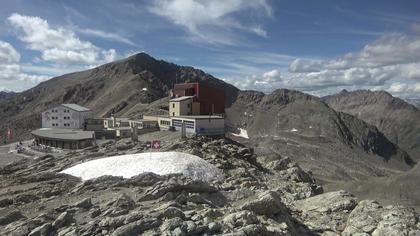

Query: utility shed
[172,115,225,136]
[32,128,95,149]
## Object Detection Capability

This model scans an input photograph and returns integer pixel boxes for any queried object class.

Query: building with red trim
[170,82,225,116]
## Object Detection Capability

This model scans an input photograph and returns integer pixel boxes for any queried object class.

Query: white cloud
[229,32,420,98]
[8,13,118,65]
[0,41,20,64]
[148,0,272,44]
[290,33,420,72]
[289,59,323,73]
[0,40,49,85]
[76,28,137,46]
[375,82,420,99]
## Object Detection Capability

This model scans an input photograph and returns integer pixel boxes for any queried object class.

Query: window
[184,120,195,129]
[160,120,171,126]
[172,112,175,116]
[187,103,190,108]
[172,119,183,127]
[172,103,175,108]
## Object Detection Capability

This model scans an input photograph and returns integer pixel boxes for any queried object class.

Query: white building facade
[42,104,93,129]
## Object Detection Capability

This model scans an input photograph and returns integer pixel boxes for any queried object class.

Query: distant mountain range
[226,89,413,182]
[405,98,420,108]
[324,90,420,161]
[0,91,15,102]
[1,52,419,209]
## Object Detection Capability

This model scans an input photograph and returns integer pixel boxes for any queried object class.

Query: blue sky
[1,0,420,99]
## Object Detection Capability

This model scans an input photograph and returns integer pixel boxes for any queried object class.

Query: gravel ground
[0,144,25,168]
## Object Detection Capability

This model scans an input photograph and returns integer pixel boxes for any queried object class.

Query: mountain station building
[32,104,95,149]
[42,104,93,129]
[32,128,95,149]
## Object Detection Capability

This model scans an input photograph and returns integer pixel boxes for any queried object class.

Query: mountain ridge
[226,89,414,181]
[0,53,414,177]
[0,53,238,142]
[324,89,420,160]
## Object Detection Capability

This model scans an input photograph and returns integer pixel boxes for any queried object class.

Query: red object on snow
[152,140,161,150]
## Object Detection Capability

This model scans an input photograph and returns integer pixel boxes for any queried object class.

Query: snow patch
[231,128,249,139]
[142,88,148,91]
[291,128,298,132]
[60,152,223,182]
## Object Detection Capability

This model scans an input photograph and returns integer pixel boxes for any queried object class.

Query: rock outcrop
[0,136,418,235]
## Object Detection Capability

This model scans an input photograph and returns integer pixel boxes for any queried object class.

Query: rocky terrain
[0,91,15,102]
[226,89,414,182]
[1,134,418,235]
[324,90,420,160]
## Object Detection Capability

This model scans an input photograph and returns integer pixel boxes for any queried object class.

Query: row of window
[51,123,71,127]
[160,120,171,126]
[51,109,71,113]
[184,120,195,129]
[171,103,191,108]
[52,116,71,120]
[172,119,195,129]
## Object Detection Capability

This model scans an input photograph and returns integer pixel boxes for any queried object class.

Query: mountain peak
[324,89,420,160]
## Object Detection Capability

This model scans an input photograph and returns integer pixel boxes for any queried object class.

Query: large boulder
[240,191,288,217]
[342,200,383,235]
[52,211,73,229]
[223,210,259,228]
[294,190,357,232]
[372,205,419,236]
[28,223,53,236]
[140,176,217,201]
[73,197,93,209]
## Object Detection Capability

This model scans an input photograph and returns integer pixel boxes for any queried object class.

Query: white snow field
[61,152,223,182]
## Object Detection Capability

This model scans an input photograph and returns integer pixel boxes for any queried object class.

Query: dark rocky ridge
[323,89,420,160]
[0,91,15,102]
[226,89,414,181]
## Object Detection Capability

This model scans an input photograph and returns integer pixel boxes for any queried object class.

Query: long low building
[32,128,95,149]
[144,115,225,136]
